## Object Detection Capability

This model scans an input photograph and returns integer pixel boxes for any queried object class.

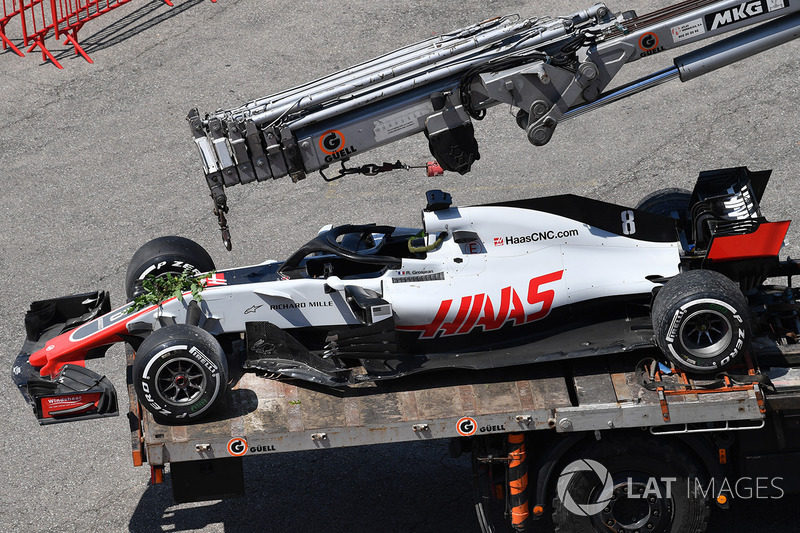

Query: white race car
[13,167,796,423]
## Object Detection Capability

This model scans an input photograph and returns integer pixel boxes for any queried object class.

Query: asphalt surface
[1,1,799,531]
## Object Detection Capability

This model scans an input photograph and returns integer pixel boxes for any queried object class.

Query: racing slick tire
[125,236,215,300]
[635,188,691,225]
[133,324,228,423]
[652,269,750,374]
[551,434,709,533]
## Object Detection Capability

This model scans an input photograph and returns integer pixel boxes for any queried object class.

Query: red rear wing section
[707,221,790,262]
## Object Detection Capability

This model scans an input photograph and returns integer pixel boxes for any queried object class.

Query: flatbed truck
[128,334,800,532]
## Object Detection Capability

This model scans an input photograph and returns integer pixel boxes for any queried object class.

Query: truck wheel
[636,188,691,224]
[652,270,749,374]
[552,435,709,533]
[133,324,228,423]
[125,236,215,300]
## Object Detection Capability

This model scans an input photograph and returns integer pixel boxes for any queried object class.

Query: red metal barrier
[4,0,182,68]
[51,0,141,66]
[1,0,25,56]
[19,0,61,66]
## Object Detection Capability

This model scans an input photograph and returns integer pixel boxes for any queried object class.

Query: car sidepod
[385,197,682,371]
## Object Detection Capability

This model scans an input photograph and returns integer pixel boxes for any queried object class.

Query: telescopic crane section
[187,1,800,249]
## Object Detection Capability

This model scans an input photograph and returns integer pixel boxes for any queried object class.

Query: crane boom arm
[187,0,800,249]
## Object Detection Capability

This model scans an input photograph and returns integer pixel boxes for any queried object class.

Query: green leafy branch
[127,268,215,313]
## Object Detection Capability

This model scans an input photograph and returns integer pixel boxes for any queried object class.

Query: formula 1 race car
[11,166,798,424]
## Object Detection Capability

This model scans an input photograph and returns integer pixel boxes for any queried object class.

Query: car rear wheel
[635,188,691,225]
[652,270,749,374]
[133,324,228,422]
[125,236,215,300]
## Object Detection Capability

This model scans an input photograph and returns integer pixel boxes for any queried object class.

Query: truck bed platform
[128,344,800,467]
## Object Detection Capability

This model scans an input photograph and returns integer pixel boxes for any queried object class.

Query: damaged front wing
[12,291,119,424]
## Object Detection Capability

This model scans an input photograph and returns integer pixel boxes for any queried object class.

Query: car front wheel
[133,324,228,422]
[125,236,215,300]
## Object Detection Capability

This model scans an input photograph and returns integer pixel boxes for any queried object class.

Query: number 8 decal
[621,210,636,235]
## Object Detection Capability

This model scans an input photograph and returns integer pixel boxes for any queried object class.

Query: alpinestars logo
[705,1,781,31]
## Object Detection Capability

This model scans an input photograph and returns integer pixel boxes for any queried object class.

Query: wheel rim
[154,356,207,406]
[591,474,672,533]
[679,309,732,358]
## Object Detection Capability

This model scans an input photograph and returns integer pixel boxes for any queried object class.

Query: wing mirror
[324,275,345,293]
